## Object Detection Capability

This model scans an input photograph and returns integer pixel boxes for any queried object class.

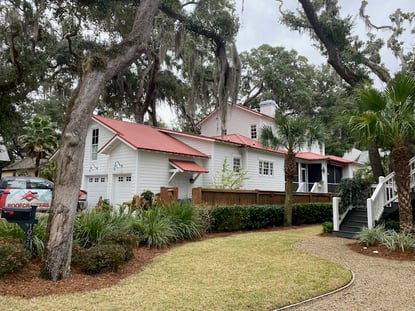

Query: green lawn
[0,226,350,311]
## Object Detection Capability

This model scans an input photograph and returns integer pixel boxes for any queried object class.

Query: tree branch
[298,0,361,86]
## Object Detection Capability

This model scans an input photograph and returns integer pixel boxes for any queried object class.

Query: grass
[0,226,350,311]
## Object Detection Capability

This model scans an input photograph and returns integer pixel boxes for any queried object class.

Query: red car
[0,176,87,213]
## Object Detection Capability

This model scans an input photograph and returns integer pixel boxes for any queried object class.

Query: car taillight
[78,190,87,201]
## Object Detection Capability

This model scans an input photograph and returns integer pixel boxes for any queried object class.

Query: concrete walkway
[284,236,415,311]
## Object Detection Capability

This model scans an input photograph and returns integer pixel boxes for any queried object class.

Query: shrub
[355,225,387,246]
[208,205,245,232]
[0,237,30,277]
[141,190,154,206]
[100,231,138,260]
[322,221,333,233]
[336,175,372,212]
[161,202,204,241]
[132,208,175,248]
[243,205,284,229]
[73,243,126,274]
[292,203,332,225]
[208,205,285,232]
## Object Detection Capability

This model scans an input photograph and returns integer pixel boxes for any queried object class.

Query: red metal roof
[169,159,208,173]
[296,152,356,164]
[214,134,286,155]
[93,115,208,158]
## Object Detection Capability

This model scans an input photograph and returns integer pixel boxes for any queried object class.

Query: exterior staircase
[334,207,368,239]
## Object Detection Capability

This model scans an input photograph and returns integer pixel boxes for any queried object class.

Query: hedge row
[208,203,332,232]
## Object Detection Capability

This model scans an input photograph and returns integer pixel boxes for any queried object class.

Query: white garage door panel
[86,176,108,207]
[113,174,132,205]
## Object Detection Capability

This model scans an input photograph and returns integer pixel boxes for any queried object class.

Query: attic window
[91,128,99,160]
[250,125,257,139]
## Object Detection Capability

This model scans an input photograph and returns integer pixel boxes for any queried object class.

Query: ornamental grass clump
[133,208,176,248]
[355,224,387,246]
[381,230,415,252]
[161,202,204,241]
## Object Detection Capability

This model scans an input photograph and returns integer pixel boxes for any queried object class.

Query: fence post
[367,198,374,229]
[192,187,202,205]
[332,197,340,231]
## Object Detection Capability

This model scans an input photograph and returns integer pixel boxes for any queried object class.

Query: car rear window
[29,179,53,189]
[1,179,26,189]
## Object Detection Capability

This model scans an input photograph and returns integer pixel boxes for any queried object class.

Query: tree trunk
[367,139,385,180]
[284,150,296,226]
[40,0,162,281]
[391,145,413,232]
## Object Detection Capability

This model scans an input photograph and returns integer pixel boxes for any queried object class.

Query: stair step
[340,224,366,232]
[334,230,358,239]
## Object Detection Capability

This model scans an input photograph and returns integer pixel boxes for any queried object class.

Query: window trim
[91,128,99,161]
[259,160,274,176]
[232,156,241,172]
[250,124,257,139]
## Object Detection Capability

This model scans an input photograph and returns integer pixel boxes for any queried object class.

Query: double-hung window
[233,157,241,172]
[91,128,99,160]
[259,160,273,176]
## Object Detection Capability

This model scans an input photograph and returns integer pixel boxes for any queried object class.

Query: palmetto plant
[350,73,415,232]
[260,111,320,226]
[19,115,58,177]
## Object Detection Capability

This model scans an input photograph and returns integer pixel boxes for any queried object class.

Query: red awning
[169,159,208,173]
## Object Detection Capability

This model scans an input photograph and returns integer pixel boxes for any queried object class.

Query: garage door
[86,176,108,208]
[113,174,132,205]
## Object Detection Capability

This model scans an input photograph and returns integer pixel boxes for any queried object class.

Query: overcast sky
[235,0,414,72]
[160,0,414,126]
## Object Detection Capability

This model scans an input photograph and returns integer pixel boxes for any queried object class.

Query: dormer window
[91,128,99,160]
[250,125,257,139]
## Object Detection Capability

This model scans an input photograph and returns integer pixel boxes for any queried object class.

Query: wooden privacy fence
[192,187,332,206]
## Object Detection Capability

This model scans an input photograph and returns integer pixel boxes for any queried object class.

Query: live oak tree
[279,0,415,179]
[38,0,241,281]
[40,0,163,281]
[239,44,354,156]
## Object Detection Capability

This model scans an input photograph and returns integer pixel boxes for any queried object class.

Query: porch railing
[333,156,415,231]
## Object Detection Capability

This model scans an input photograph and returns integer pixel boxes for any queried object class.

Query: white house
[82,115,287,207]
[198,100,325,155]
[81,105,357,207]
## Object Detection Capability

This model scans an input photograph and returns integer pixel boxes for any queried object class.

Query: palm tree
[260,111,319,226]
[19,115,58,177]
[350,73,415,232]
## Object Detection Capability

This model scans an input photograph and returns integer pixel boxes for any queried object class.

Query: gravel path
[284,236,415,311]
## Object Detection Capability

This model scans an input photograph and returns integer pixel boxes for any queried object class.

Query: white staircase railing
[333,156,415,231]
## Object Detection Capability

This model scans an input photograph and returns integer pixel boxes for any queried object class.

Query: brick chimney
[259,100,276,117]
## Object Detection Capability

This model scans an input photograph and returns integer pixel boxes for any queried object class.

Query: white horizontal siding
[107,143,138,204]
[243,150,285,191]
[82,120,114,190]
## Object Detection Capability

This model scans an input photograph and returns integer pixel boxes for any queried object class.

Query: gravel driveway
[283,236,415,311]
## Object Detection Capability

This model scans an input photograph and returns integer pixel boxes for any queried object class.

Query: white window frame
[91,128,99,160]
[259,160,273,176]
[232,156,241,172]
[250,124,257,139]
